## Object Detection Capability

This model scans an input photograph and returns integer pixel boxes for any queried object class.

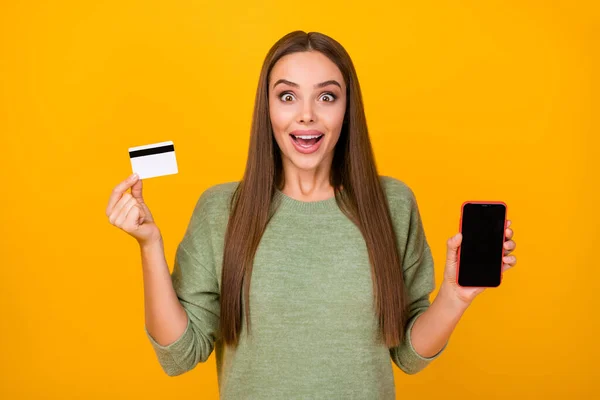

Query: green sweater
[145,175,446,399]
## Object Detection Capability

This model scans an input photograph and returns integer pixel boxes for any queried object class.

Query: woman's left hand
[442,220,517,305]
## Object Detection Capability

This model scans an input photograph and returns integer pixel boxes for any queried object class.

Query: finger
[124,203,142,232]
[503,240,516,254]
[501,263,513,272]
[108,193,133,225]
[502,255,517,265]
[130,178,144,202]
[114,197,138,227]
[446,233,462,264]
[106,174,139,216]
[505,220,513,239]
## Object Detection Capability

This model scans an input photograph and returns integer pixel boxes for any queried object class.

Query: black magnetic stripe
[129,144,174,158]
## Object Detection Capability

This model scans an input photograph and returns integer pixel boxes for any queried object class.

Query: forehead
[269,51,345,89]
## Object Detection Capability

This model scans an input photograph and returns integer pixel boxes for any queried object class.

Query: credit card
[128,140,178,179]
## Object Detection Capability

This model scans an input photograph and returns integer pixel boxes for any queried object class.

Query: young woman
[106,30,517,399]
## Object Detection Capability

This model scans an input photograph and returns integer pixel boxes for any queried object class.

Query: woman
[106,31,517,399]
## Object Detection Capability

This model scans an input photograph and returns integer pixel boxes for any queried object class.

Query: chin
[289,157,321,170]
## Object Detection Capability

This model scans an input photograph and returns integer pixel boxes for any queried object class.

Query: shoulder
[193,180,241,218]
[201,180,240,203]
[378,175,418,212]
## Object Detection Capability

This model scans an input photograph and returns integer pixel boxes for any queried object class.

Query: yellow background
[1,0,598,398]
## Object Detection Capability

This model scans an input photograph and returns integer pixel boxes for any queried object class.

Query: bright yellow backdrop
[1,0,598,398]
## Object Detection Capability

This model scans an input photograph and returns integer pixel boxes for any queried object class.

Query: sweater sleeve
[144,188,221,377]
[386,178,448,374]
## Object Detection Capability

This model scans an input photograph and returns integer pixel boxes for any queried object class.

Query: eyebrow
[272,79,342,90]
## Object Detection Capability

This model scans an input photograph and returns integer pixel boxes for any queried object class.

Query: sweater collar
[272,187,341,214]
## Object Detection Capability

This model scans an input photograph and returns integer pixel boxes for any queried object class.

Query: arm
[411,218,518,357]
[409,282,468,358]
[143,190,221,377]
[389,240,449,375]
[141,235,189,350]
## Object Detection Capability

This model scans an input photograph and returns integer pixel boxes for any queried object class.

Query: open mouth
[289,133,324,148]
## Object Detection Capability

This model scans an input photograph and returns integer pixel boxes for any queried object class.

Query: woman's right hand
[106,173,161,246]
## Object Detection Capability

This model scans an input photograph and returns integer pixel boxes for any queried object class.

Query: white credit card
[128,140,178,179]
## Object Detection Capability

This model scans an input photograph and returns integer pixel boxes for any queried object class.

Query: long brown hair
[220,30,407,349]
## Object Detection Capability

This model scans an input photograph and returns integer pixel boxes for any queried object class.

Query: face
[268,51,347,176]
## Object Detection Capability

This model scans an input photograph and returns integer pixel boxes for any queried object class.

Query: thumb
[446,233,462,265]
[130,178,144,202]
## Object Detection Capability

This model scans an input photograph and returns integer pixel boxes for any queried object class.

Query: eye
[279,92,295,102]
[320,92,337,102]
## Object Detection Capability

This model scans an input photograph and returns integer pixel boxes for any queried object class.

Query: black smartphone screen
[458,203,506,287]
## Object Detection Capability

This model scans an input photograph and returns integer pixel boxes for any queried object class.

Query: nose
[298,99,315,123]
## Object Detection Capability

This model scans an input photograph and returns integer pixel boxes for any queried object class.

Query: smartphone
[457,201,507,287]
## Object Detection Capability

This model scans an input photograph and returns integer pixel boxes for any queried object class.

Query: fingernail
[132,173,138,180]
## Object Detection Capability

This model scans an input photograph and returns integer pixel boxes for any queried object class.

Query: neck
[279,160,333,202]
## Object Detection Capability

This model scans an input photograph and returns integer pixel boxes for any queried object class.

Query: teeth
[294,134,322,139]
